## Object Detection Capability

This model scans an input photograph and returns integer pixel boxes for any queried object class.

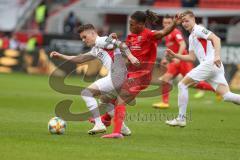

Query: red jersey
[126,28,158,73]
[165,28,187,55]
[165,28,194,77]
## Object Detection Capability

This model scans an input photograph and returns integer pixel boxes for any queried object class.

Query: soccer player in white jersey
[165,10,240,127]
[50,24,139,134]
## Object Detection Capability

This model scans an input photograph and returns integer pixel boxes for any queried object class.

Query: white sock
[122,122,127,129]
[223,92,240,105]
[94,117,103,126]
[178,82,189,120]
[81,89,102,126]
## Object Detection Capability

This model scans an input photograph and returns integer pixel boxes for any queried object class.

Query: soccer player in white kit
[50,24,139,134]
[165,10,240,127]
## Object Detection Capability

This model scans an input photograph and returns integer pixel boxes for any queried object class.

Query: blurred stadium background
[0,0,240,89]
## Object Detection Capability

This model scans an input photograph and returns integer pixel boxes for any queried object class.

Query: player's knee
[81,89,93,98]
[81,89,97,108]
[98,98,109,107]
[223,92,231,102]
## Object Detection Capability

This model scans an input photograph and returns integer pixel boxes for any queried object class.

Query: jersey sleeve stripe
[197,38,207,55]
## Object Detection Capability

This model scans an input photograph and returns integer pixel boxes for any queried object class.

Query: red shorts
[121,70,152,96]
[167,61,193,77]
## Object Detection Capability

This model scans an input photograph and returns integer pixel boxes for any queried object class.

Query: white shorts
[94,75,115,94]
[186,60,228,90]
[93,71,127,97]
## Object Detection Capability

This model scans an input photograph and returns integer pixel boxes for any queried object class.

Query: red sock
[162,93,169,103]
[162,82,170,103]
[113,105,126,133]
[101,113,112,121]
[195,81,214,91]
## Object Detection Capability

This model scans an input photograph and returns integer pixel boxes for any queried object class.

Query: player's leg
[83,73,123,134]
[89,95,115,127]
[211,71,240,105]
[89,94,131,136]
[194,81,214,91]
[102,97,132,136]
[180,61,208,98]
[183,62,221,101]
[165,61,213,127]
[216,84,240,105]
[153,73,174,108]
[98,96,115,126]
[102,77,142,139]
[81,83,106,134]
[166,76,197,127]
[194,81,225,101]
[98,52,128,127]
[153,62,177,108]
[115,90,135,129]
[102,72,151,138]
[205,63,240,105]
[102,90,135,139]
[193,81,215,99]
[105,101,132,136]
[102,81,150,139]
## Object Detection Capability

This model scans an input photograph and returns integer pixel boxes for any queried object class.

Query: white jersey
[189,24,215,63]
[187,24,228,90]
[88,36,127,94]
[89,36,121,71]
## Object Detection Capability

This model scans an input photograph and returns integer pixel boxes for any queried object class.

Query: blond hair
[182,10,195,18]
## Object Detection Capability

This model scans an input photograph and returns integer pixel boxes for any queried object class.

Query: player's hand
[109,33,118,39]
[165,49,176,59]
[214,55,222,68]
[50,51,63,59]
[173,13,183,25]
[129,56,140,66]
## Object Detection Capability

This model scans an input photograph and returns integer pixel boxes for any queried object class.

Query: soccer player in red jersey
[101,10,183,138]
[152,15,214,109]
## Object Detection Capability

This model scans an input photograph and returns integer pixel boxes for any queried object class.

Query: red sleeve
[147,30,158,42]
[173,29,184,44]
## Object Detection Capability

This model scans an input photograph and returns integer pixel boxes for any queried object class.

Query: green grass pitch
[0,73,240,160]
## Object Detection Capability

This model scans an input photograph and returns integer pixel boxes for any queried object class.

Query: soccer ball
[48,117,66,134]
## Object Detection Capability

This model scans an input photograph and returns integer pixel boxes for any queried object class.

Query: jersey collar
[95,36,100,44]
[191,24,197,33]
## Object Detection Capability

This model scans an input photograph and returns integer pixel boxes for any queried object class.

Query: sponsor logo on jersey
[130,46,142,50]
[105,37,113,43]
[202,29,209,35]
[97,52,104,58]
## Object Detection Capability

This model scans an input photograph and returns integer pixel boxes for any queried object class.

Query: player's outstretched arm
[177,40,187,55]
[153,13,183,40]
[172,40,187,64]
[50,51,95,64]
[106,35,140,66]
[165,49,196,62]
[207,33,222,67]
[50,51,74,61]
[118,42,140,66]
